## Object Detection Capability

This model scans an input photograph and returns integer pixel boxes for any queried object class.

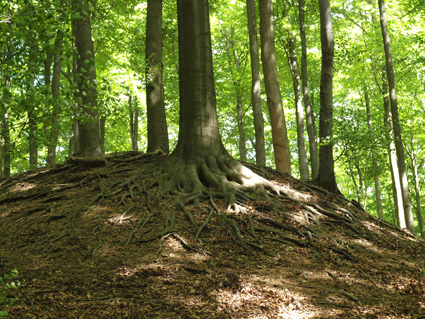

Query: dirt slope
[0,151,424,318]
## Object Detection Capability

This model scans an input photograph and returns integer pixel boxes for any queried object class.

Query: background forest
[1,0,425,237]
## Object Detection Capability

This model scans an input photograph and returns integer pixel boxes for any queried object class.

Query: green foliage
[0,269,20,317]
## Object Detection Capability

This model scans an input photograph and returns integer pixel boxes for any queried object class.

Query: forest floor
[0,151,424,319]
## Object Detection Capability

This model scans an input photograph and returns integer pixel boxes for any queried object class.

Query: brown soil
[0,151,424,318]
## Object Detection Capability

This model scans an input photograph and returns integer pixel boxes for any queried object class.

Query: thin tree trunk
[29,111,38,169]
[298,0,318,180]
[259,0,291,174]
[246,0,265,166]
[285,37,309,180]
[133,97,139,151]
[2,76,11,178]
[222,27,247,162]
[100,116,106,153]
[382,79,404,228]
[317,0,340,194]
[28,51,38,169]
[129,95,139,152]
[406,139,425,238]
[378,0,414,234]
[146,0,169,153]
[364,88,383,219]
[47,30,63,166]
[73,0,102,157]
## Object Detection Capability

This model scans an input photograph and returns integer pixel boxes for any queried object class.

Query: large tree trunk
[47,30,63,166]
[317,0,340,194]
[382,79,404,228]
[378,0,414,234]
[285,37,309,180]
[246,0,265,166]
[364,88,383,219]
[146,0,169,153]
[221,27,247,162]
[298,0,318,181]
[73,0,102,157]
[259,0,291,174]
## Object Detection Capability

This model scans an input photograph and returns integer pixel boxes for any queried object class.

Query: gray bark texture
[365,89,383,219]
[146,0,169,153]
[317,0,340,194]
[286,37,309,180]
[174,0,225,158]
[3,80,11,178]
[246,0,266,166]
[298,0,318,180]
[73,0,102,157]
[378,0,414,234]
[259,0,291,174]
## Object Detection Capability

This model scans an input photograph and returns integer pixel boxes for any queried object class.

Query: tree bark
[146,0,169,153]
[2,75,11,178]
[246,0,265,166]
[129,96,139,152]
[298,0,318,180]
[378,0,414,234]
[47,30,63,166]
[406,138,425,238]
[285,37,309,180]
[365,88,383,219]
[317,0,340,194]
[100,116,106,153]
[73,0,102,157]
[382,78,404,228]
[259,0,291,174]
[221,27,247,162]
[28,50,38,169]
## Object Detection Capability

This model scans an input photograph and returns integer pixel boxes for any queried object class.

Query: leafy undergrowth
[0,151,424,318]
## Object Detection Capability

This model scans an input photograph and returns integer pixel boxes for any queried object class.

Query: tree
[152,0,279,213]
[285,37,309,180]
[259,0,291,174]
[378,0,414,234]
[221,26,247,162]
[364,88,383,219]
[146,0,169,153]
[246,0,265,166]
[72,0,102,157]
[47,29,64,166]
[317,0,340,194]
[298,0,318,180]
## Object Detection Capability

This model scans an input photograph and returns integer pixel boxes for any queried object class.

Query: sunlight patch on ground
[10,182,37,192]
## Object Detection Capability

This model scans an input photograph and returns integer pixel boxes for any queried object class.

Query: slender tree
[259,0,291,174]
[285,37,309,180]
[221,26,247,162]
[246,0,266,166]
[146,0,169,153]
[317,0,340,194]
[364,88,383,219]
[378,0,414,234]
[72,0,102,157]
[129,96,139,152]
[47,29,64,166]
[298,0,318,180]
